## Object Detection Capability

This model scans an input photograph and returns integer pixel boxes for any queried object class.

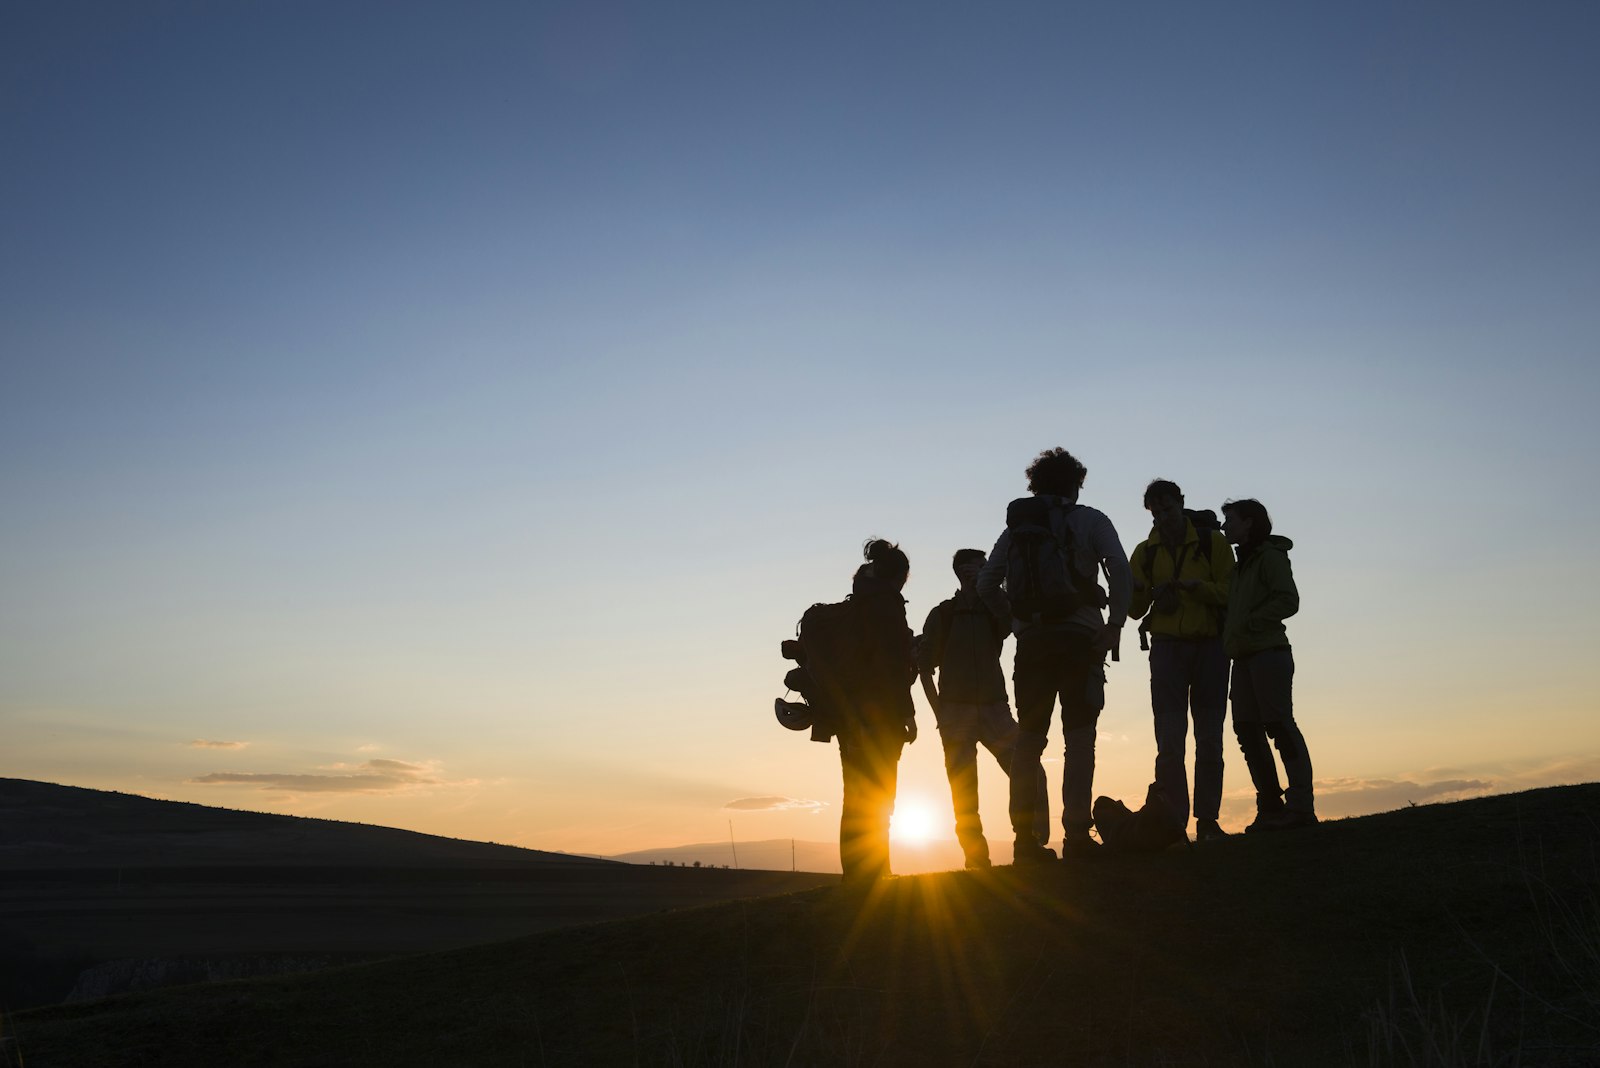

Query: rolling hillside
[0,779,834,1012]
[11,784,1598,1066]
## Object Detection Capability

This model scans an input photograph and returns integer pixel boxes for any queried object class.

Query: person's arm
[1090,512,1132,653]
[1095,516,1132,631]
[976,533,1011,624]
[916,604,943,715]
[1128,539,1153,621]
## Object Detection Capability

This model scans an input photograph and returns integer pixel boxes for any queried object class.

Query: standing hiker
[918,549,1049,869]
[977,448,1131,863]
[1129,479,1235,842]
[1222,499,1317,831]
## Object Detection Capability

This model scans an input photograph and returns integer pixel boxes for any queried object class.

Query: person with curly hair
[978,448,1132,864]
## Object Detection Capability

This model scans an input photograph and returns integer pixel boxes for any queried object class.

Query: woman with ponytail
[837,538,919,883]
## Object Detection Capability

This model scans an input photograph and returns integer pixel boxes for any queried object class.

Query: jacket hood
[1239,534,1293,563]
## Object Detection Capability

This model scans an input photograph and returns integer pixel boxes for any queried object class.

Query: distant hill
[18,784,1599,1066]
[0,777,610,870]
[611,836,971,873]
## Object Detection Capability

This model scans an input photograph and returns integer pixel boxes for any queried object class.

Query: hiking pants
[1150,636,1229,826]
[1012,627,1100,840]
[937,700,1050,864]
[1230,648,1315,815]
[837,729,905,881]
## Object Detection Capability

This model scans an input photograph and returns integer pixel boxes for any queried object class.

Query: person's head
[952,548,985,590]
[1221,499,1272,548]
[855,538,910,590]
[1144,479,1186,541]
[1025,447,1088,499]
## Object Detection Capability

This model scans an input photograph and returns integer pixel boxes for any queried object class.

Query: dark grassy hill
[10,784,1599,1067]
[0,780,834,1013]
[0,778,605,870]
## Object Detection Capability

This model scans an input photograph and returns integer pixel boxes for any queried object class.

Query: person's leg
[1056,632,1100,845]
[867,734,904,874]
[977,701,1049,846]
[841,730,902,879]
[838,737,871,880]
[1190,637,1229,825]
[938,703,988,867]
[1009,632,1057,858]
[1253,649,1314,816]
[1230,655,1284,821]
[1148,640,1193,828]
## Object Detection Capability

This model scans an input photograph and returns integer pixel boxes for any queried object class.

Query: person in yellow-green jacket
[1222,498,1317,832]
[1129,480,1235,843]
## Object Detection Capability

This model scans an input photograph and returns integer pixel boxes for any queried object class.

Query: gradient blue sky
[4,2,1598,860]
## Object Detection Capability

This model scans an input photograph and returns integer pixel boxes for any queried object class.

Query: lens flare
[889,796,942,843]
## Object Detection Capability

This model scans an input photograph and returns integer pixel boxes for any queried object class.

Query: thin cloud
[1216,774,1499,828]
[724,796,826,812]
[1314,776,1495,818]
[189,758,445,794]
[188,739,248,750]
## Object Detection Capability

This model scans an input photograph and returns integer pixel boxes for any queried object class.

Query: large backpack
[1003,497,1101,624]
[1093,783,1186,853]
[778,599,871,743]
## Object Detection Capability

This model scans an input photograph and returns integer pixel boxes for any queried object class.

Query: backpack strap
[1137,538,1192,652]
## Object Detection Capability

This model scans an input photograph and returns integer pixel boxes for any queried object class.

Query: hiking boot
[1195,819,1230,842]
[964,856,993,871]
[1244,802,1286,834]
[1011,839,1057,866]
[1060,833,1101,861]
[1255,809,1319,832]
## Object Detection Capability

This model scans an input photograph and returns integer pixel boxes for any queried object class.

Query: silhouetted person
[1222,499,1316,831]
[917,548,1049,869]
[1129,480,1235,842]
[838,539,920,881]
[978,448,1131,863]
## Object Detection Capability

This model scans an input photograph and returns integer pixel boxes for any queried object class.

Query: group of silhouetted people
[778,446,1316,883]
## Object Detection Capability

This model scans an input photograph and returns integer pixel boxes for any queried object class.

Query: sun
[889,796,943,844]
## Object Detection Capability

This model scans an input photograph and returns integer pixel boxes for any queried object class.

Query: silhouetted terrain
[11,784,1598,1066]
[0,779,833,1011]
[0,778,605,870]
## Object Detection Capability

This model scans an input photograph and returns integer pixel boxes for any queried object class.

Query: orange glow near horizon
[890,794,947,844]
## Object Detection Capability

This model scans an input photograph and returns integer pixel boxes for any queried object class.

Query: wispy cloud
[1213,755,1600,831]
[724,795,826,812]
[188,739,248,750]
[1313,776,1495,818]
[189,758,449,794]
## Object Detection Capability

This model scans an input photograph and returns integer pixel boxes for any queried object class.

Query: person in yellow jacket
[1222,498,1316,831]
[1129,480,1235,842]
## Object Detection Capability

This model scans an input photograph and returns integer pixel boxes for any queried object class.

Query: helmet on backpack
[774,698,813,731]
